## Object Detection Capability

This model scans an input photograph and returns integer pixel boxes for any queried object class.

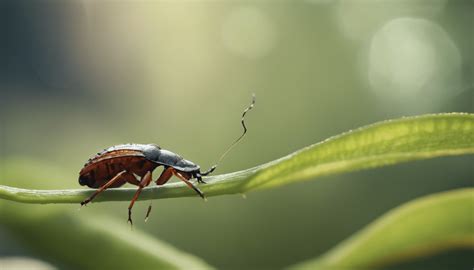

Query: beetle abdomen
[79,150,159,188]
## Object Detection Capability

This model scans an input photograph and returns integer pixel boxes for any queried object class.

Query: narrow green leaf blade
[290,188,474,269]
[0,207,214,270]
[243,113,474,191]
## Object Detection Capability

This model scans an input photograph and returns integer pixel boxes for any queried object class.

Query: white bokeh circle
[368,17,462,111]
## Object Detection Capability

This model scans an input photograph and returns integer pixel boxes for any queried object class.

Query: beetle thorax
[153,149,200,172]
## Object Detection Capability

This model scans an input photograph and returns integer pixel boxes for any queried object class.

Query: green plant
[1,113,473,269]
[291,188,473,269]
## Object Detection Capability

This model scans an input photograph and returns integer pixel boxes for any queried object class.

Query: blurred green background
[1,1,472,269]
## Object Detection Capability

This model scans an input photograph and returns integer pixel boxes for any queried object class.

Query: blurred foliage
[1,208,213,270]
[292,188,474,270]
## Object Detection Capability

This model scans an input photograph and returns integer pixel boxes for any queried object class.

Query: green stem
[1,113,473,205]
[0,167,257,204]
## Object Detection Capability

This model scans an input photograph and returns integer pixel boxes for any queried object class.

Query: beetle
[79,94,255,224]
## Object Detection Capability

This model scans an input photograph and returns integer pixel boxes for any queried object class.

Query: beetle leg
[124,172,141,186]
[173,169,206,200]
[127,171,153,225]
[141,167,175,222]
[144,201,153,222]
[81,170,127,206]
[195,173,206,184]
[155,166,173,185]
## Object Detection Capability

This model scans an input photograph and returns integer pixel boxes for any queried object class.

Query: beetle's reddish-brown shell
[79,147,159,188]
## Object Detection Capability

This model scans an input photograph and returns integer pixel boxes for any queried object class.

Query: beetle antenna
[201,93,256,176]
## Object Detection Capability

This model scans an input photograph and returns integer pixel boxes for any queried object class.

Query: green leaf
[1,206,214,270]
[289,188,474,270]
[0,113,473,203]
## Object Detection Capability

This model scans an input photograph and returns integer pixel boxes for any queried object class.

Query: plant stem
[1,113,473,205]
[0,167,258,204]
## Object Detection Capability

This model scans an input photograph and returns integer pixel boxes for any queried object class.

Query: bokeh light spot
[368,18,462,112]
[335,0,447,42]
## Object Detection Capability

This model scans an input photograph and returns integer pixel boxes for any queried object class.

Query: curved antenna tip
[206,93,256,174]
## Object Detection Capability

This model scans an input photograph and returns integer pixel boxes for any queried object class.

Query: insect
[79,94,255,224]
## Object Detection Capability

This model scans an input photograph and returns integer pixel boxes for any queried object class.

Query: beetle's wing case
[104,143,154,153]
[79,144,161,188]
[80,144,151,173]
